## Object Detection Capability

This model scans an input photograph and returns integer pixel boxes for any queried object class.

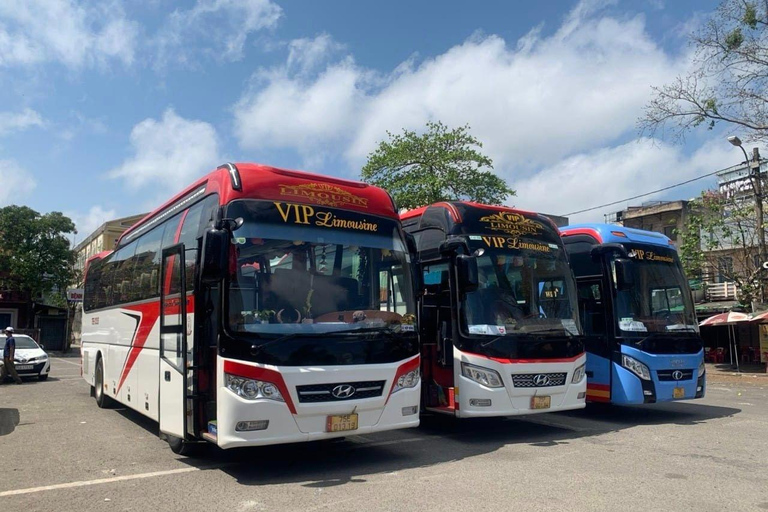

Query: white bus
[402,202,586,417]
[82,163,420,454]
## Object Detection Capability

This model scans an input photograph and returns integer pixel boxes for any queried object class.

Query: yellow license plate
[531,396,551,410]
[326,414,358,432]
[673,387,685,399]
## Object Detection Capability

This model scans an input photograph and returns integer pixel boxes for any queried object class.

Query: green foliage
[0,205,77,300]
[743,2,758,28]
[725,27,744,49]
[678,190,762,308]
[361,121,515,211]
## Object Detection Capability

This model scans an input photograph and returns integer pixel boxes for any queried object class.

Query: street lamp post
[728,135,765,306]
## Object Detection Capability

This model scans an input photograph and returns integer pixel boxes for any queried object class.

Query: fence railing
[705,282,738,301]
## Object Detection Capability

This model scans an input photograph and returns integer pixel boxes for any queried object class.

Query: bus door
[421,261,456,411]
[576,278,612,403]
[159,244,188,438]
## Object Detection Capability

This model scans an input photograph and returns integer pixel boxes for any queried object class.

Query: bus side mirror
[439,236,465,256]
[614,258,634,290]
[200,228,229,284]
[405,232,418,256]
[456,254,479,293]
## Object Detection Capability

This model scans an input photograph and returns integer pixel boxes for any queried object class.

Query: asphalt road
[1,357,767,512]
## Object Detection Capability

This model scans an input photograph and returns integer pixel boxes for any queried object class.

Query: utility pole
[752,147,765,305]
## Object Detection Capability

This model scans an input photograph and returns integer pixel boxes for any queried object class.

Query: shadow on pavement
[0,408,19,436]
[558,400,742,428]
[141,399,741,488]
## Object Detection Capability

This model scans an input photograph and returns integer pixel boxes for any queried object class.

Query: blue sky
[0,0,740,243]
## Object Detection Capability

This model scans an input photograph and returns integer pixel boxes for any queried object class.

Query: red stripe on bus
[559,228,603,243]
[116,295,195,395]
[386,355,420,403]
[461,352,584,365]
[587,383,610,391]
[223,360,297,414]
[117,301,161,394]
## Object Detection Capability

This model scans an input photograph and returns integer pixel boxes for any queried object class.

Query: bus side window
[179,202,205,292]
[130,226,163,302]
[111,241,138,304]
[577,281,606,337]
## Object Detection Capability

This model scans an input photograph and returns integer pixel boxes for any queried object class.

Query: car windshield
[14,336,39,349]
[611,245,698,336]
[225,200,417,338]
[460,236,580,337]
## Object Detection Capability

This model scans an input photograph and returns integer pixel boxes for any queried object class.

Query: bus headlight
[621,355,651,381]
[225,374,285,402]
[392,369,420,394]
[461,363,504,388]
[698,359,706,378]
[571,364,586,383]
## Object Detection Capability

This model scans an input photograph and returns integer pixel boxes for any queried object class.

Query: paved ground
[1,357,767,512]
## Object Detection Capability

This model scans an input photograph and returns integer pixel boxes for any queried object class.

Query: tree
[361,121,514,210]
[0,206,77,313]
[678,189,763,308]
[640,0,768,143]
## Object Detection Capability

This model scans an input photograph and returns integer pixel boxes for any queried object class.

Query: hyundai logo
[331,384,356,399]
[533,374,551,386]
[672,370,685,381]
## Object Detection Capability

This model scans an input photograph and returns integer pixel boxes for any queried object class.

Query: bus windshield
[611,245,698,336]
[460,237,580,337]
[225,200,416,338]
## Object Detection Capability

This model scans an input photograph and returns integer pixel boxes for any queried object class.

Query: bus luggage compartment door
[159,244,188,439]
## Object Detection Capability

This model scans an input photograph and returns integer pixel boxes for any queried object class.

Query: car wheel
[95,357,114,409]
[38,374,48,381]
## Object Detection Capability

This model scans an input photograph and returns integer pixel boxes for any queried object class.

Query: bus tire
[167,435,201,456]
[94,357,114,409]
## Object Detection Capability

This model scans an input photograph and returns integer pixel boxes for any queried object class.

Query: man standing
[1,326,22,385]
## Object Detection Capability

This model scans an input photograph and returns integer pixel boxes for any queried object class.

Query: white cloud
[108,108,220,192]
[0,0,138,68]
[154,0,282,68]
[234,57,369,163]
[233,3,682,175]
[67,205,117,240]
[512,138,736,224]
[0,108,45,136]
[286,33,345,75]
[0,160,37,205]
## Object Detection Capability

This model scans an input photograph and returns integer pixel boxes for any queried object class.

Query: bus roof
[400,201,557,232]
[560,223,673,247]
[119,162,397,246]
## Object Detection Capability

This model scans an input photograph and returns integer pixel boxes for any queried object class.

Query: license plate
[326,414,358,432]
[673,387,685,399]
[531,396,551,410]
[15,365,33,371]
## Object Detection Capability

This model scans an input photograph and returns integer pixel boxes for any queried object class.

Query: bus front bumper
[215,385,420,449]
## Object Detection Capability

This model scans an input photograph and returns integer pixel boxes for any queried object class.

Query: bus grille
[296,380,386,403]
[656,369,694,381]
[511,373,567,387]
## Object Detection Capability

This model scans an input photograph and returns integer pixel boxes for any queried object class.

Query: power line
[561,165,733,217]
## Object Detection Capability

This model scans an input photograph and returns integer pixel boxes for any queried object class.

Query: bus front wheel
[167,435,202,456]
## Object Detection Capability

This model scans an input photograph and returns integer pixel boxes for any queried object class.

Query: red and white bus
[82,163,420,453]
[402,202,586,417]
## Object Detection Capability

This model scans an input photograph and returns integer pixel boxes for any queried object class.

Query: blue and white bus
[560,224,705,404]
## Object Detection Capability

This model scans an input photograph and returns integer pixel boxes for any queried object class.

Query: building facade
[70,213,146,346]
